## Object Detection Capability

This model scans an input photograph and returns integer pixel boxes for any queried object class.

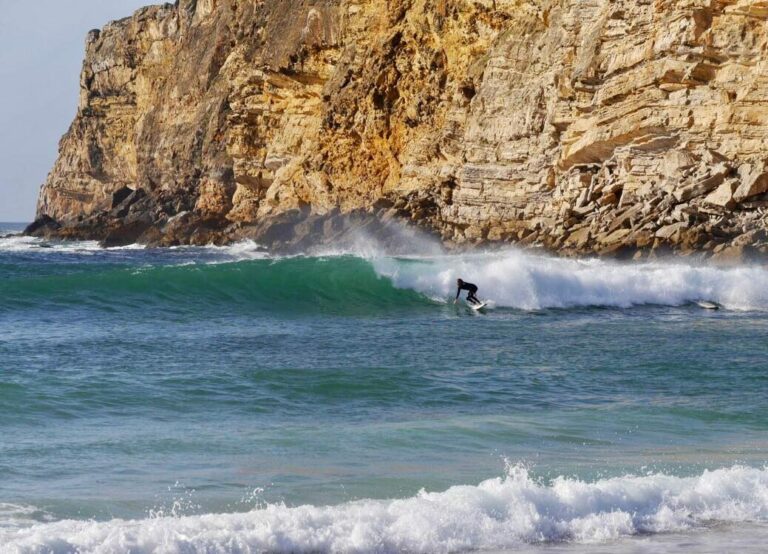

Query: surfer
[455,278,481,305]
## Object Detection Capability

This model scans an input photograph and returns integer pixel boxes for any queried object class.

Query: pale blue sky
[0,0,157,222]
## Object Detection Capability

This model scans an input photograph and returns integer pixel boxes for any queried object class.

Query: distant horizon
[0,1,158,222]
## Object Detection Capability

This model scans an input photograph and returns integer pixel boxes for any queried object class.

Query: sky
[0,1,158,222]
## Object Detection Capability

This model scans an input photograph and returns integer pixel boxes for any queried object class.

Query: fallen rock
[565,227,591,248]
[674,166,729,203]
[655,222,688,241]
[734,165,768,202]
[711,244,759,264]
[597,228,631,245]
[704,181,737,208]
[732,229,767,248]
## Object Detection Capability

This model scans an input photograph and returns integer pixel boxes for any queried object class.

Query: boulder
[732,229,767,248]
[656,222,688,241]
[733,165,768,202]
[704,181,737,208]
[711,244,759,264]
[564,227,591,248]
[597,228,631,245]
[673,165,729,202]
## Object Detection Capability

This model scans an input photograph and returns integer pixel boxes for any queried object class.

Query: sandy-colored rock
[564,226,590,249]
[734,163,768,202]
[30,0,768,256]
[705,181,738,208]
[656,223,688,241]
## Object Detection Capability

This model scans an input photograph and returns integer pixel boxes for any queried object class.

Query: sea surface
[1,221,768,553]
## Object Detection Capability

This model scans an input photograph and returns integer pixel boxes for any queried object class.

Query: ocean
[1,222,768,553]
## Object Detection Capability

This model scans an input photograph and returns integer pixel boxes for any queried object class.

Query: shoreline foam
[4,465,768,553]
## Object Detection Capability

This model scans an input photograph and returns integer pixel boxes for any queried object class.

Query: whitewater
[372,251,768,311]
[5,465,768,553]
[2,226,768,553]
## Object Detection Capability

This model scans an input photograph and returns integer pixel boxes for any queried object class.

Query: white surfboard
[468,301,488,311]
[695,300,719,310]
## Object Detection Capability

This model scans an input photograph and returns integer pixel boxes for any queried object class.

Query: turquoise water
[1,224,768,552]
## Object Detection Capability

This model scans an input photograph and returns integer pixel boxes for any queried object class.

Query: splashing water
[4,465,768,553]
[373,250,768,311]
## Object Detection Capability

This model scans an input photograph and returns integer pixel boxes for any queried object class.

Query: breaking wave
[2,240,768,313]
[374,250,768,311]
[4,465,768,553]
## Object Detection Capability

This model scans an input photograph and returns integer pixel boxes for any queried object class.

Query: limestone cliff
[31,0,768,258]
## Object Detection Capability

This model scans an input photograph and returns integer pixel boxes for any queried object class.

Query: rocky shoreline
[29,1,768,261]
[26,186,768,262]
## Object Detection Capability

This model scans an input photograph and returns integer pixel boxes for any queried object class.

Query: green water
[1,228,768,552]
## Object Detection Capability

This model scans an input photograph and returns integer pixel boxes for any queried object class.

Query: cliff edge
[29,0,768,258]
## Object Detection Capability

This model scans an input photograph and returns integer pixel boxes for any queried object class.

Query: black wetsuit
[456,281,480,304]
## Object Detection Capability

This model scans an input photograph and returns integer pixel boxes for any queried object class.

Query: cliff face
[33,0,768,257]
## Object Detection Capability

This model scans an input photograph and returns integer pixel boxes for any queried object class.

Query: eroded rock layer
[33,0,768,258]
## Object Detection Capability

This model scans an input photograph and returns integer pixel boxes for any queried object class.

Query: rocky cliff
[30,0,768,258]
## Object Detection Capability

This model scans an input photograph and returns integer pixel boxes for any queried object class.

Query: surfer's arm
[455,287,461,303]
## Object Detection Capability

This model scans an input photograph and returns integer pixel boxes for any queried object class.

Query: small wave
[373,249,768,311]
[0,503,53,530]
[4,465,768,553]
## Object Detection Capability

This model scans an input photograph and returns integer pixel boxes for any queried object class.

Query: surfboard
[695,300,719,310]
[469,301,488,311]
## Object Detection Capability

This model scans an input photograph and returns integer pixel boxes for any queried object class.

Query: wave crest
[3,240,768,312]
[374,250,768,310]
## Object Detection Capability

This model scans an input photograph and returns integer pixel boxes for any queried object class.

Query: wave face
[5,465,768,553]
[2,240,768,314]
[0,255,428,316]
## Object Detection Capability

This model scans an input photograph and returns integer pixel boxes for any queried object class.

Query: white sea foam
[195,240,270,263]
[373,249,768,311]
[0,235,269,262]
[0,235,104,253]
[3,465,768,553]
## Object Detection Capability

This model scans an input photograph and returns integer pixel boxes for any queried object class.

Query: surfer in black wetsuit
[455,278,481,305]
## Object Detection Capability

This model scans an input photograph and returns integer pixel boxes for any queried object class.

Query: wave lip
[4,465,768,553]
